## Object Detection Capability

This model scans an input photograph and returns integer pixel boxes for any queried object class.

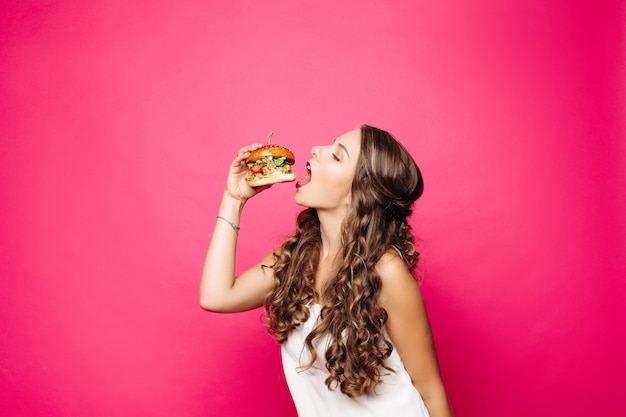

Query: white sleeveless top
[281,304,430,417]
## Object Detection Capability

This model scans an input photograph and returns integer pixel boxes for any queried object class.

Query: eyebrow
[336,142,350,158]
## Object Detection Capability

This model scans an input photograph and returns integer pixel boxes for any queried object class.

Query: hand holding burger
[245,142,296,187]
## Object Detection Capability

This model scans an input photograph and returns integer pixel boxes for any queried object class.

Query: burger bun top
[246,145,295,164]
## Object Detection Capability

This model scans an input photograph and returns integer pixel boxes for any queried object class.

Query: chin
[293,190,316,209]
[293,192,307,207]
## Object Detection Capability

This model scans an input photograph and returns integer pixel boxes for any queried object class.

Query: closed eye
[332,152,340,161]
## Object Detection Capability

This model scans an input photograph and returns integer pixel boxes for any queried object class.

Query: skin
[200,129,453,416]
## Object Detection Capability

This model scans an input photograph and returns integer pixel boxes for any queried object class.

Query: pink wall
[1,1,624,416]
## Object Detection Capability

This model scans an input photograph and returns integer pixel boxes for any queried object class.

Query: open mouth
[296,161,312,189]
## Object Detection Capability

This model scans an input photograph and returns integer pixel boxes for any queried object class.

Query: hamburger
[245,144,296,187]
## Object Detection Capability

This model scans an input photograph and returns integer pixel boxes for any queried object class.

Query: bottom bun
[246,172,296,187]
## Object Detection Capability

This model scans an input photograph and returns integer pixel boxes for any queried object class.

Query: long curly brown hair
[263,125,424,398]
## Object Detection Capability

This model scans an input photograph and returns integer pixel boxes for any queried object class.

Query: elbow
[198,297,211,311]
[198,278,227,312]
[199,293,226,313]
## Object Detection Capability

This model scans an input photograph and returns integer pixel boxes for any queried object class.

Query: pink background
[1,1,624,416]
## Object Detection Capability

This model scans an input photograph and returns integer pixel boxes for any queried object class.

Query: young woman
[200,125,453,417]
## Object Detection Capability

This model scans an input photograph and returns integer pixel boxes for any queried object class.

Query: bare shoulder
[375,250,423,310]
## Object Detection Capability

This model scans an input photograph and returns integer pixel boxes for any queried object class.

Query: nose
[311,146,320,158]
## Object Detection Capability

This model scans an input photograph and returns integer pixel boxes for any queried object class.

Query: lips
[296,161,312,189]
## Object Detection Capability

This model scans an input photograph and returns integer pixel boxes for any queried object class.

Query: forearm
[199,193,246,311]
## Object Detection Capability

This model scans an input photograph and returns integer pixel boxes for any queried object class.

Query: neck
[316,208,346,259]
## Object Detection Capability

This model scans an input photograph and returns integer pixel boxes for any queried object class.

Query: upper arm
[202,249,277,313]
[377,252,451,413]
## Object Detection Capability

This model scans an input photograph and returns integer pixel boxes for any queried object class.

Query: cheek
[322,166,353,188]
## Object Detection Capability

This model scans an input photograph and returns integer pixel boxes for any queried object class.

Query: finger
[239,143,264,155]
[234,150,249,163]
[234,143,264,164]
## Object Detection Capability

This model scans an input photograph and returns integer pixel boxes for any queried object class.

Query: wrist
[222,191,247,207]
[216,215,240,234]
[220,192,247,218]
